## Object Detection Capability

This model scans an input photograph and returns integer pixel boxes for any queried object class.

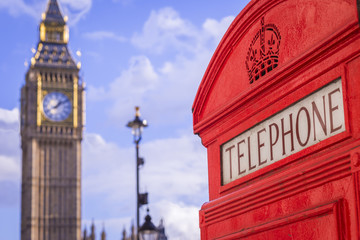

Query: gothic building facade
[82,222,106,240]
[20,0,84,239]
[121,220,168,240]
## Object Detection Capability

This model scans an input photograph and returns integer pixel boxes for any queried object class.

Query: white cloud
[88,8,234,129]
[0,108,19,124]
[82,132,207,202]
[82,14,232,233]
[60,0,91,10]
[153,200,200,240]
[145,50,213,126]
[0,0,91,25]
[81,11,233,238]
[81,133,137,240]
[83,133,134,199]
[0,108,22,208]
[110,56,159,95]
[88,55,158,101]
[60,0,92,25]
[81,131,207,239]
[0,108,21,184]
[141,135,208,204]
[0,0,40,18]
[131,7,199,54]
[131,7,234,55]
[203,16,235,43]
[83,31,127,42]
[0,155,20,182]
[87,55,159,122]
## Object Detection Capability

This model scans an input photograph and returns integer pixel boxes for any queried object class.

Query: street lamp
[139,209,159,240]
[127,106,148,240]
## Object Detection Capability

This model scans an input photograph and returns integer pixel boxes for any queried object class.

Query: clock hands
[52,100,67,109]
[45,99,69,119]
[43,92,71,121]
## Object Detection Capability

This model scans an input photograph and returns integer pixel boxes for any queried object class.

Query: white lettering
[221,78,345,185]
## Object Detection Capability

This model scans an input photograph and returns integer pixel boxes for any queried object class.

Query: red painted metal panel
[193,0,360,239]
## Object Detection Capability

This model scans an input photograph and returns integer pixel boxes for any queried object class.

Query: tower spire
[43,0,66,25]
[31,0,78,69]
[39,0,69,44]
[21,0,84,238]
[101,223,106,240]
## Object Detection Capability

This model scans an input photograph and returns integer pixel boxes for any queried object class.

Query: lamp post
[127,106,148,240]
[139,209,159,240]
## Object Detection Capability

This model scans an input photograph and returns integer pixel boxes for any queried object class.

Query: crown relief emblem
[245,17,281,84]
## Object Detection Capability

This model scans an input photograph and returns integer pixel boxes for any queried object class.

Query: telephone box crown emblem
[245,17,281,84]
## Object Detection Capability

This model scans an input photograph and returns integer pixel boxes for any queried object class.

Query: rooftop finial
[135,106,140,117]
[43,0,66,25]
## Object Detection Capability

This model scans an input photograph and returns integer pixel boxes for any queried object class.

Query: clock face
[42,92,72,121]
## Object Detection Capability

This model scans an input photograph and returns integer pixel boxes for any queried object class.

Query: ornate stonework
[20,1,84,239]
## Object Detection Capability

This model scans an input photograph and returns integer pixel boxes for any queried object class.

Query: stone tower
[20,0,84,239]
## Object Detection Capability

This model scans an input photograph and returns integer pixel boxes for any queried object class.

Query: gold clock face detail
[42,92,72,121]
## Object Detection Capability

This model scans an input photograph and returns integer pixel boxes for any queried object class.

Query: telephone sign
[193,0,360,239]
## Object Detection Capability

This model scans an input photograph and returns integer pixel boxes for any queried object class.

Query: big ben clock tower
[20,0,84,239]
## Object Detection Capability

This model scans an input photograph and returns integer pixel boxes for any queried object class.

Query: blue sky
[0,0,250,239]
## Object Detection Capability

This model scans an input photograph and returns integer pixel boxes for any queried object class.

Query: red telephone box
[193,0,360,239]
